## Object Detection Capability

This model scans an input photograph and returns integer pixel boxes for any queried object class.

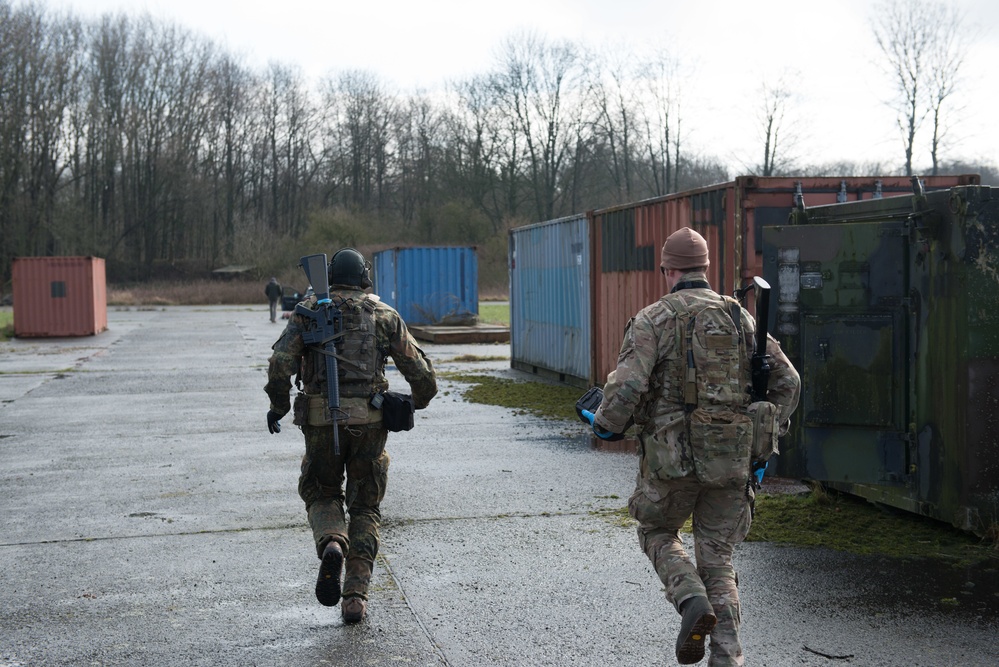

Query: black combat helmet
[328,248,372,288]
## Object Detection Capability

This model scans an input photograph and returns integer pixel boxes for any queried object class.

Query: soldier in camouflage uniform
[264,248,437,623]
[591,228,800,666]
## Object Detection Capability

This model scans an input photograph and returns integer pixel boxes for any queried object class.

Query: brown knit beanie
[661,227,709,270]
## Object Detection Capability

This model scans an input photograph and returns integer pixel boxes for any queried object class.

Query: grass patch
[591,506,637,529]
[450,354,509,362]
[442,372,581,421]
[0,310,12,340]
[478,303,509,326]
[749,488,996,566]
[593,490,995,567]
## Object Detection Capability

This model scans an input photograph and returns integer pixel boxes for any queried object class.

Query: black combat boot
[315,541,344,607]
[342,596,367,623]
[676,595,717,664]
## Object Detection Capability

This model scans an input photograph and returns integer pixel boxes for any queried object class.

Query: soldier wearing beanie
[587,227,800,666]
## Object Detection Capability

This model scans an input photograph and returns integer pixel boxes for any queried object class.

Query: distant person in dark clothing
[265,277,282,323]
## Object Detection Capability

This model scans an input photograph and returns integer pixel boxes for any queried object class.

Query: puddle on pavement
[542,432,639,454]
[831,556,999,618]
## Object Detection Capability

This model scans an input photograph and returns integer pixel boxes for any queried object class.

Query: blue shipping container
[372,246,478,325]
[509,215,591,388]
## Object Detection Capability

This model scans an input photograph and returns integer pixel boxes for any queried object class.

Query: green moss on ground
[450,354,509,362]
[748,489,997,566]
[0,310,13,340]
[442,372,581,421]
[592,492,995,567]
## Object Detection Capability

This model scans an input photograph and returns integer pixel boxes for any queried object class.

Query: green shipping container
[762,182,999,535]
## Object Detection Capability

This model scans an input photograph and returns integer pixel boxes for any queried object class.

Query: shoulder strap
[667,295,698,411]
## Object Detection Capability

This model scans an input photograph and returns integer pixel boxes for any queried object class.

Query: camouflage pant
[299,423,389,600]
[629,475,753,667]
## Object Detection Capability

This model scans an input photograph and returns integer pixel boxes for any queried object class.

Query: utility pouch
[381,391,415,432]
[688,407,753,488]
[292,393,309,426]
[747,400,780,463]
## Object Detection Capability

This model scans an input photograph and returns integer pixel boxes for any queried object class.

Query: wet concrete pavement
[0,305,996,667]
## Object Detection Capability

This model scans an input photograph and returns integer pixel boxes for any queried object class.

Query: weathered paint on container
[589,174,980,386]
[372,246,478,326]
[12,256,108,337]
[509,215,591,388]
[763,183,998,534]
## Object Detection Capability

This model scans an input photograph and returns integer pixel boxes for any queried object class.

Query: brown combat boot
[675,596,716,664]
[341,596,367,623]
[315,541,343,607]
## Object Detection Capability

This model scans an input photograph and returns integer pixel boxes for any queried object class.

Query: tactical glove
[267,410,283,434]
[580,409,618,441]
[752,460,768,486]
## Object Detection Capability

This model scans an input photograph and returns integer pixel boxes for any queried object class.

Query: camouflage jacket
[264,286,438,418]
[594,272,800,479]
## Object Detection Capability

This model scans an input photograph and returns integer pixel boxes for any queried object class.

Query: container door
[764,220,912,486]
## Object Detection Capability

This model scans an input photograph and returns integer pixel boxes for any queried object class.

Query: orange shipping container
[589,175,979,385]
[12,256,108,337]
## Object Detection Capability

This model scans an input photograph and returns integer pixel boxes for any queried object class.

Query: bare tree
[396,91,444,232]
[637,47,684,196]
[443,75,506,231]
[318,70,394,213]
[925,9,967,175]
[756,72,799,176]
[203,53,254,262]
[872,0,968,176]
[494,31,588,221]
[591,48,639,200]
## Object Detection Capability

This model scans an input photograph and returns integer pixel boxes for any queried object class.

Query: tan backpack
[671,293,754,487]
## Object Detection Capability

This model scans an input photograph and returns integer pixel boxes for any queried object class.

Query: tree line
[0,0,991,293]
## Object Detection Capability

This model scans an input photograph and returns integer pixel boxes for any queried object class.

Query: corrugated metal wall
[509,215,591,387]
[592,184,736,386]
[372,246,478,325]
[12,256,107,337]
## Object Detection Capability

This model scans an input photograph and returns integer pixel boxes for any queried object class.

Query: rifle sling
[670,279,710,293]
[311,345,363,370]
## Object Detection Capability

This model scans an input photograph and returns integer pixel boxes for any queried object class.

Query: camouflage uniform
[265,285,437,601]
[595,270,800,667]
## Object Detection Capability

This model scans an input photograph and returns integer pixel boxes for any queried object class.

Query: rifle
[736,276,772,401]
[737,276,774,490]
[296,254,344,455]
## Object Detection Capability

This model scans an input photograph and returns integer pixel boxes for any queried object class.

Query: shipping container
[372,246,478,325]
[589,175,980,385]
[762,183,999,534]
[12,256,108,337]
[509,215,591,387]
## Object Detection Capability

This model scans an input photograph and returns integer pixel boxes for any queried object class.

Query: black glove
[267,410,283,434]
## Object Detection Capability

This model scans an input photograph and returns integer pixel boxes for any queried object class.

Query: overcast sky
[44,0,999,175]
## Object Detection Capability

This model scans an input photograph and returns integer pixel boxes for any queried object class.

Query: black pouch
[575,386,604,424]
[292,393,309,426]
[381,391,415,432]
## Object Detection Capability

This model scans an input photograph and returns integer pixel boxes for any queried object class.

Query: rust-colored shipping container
[12,256,108,337]
[589,175,979,385]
